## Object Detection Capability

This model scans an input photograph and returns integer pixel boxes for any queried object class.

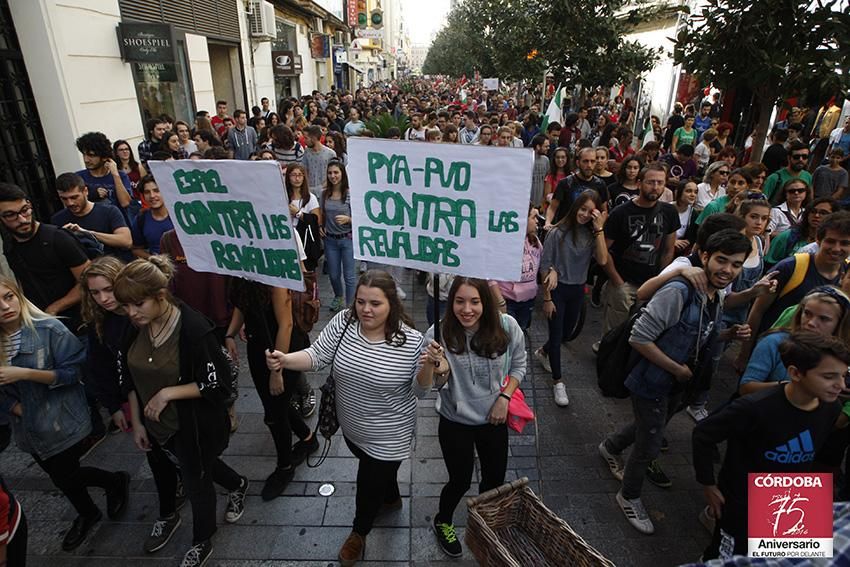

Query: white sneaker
[686,405,709,422]
[396,286,407,300]
[534,347,552,373]
[616,490,654,534]
[592,341,601,354]
[359,261,368,273]
[598,440,624,481]
[553,382,569,407]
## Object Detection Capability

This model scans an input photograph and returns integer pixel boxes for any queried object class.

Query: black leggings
[166,430,242,544]
[34,441,118,518]
[247,345,311,468]
[6,510,27,567]
[436,416,508,524]
[345,438,402,536]
[145,440,180,518]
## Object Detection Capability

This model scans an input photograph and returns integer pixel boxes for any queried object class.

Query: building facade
[4,0,369,216]
[409,44,428,75]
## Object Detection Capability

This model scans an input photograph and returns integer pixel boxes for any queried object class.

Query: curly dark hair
[76,132,113,159]
[270,125,296,150]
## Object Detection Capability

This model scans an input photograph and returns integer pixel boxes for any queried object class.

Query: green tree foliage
[533,0,663,88]
[422,7,497,78]
[674,0,850,161]
[421,0,661,90]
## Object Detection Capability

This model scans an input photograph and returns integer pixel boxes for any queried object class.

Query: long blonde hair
[80,256,125,340]
[0,277,52,364]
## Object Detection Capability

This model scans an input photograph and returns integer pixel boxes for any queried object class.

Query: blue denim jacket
[625,280,722,400]
[0,317,89,459]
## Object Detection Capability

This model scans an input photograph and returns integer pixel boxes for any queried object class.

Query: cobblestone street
[1,270,730,566]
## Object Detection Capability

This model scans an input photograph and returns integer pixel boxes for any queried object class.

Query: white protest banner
[347,138,533,281]
[148,159,305,291]
[482,78,499,91]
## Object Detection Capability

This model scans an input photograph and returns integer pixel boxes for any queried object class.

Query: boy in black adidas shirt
[693,331,849,560]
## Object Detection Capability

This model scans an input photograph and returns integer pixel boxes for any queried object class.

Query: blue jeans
[542,283,585,382]
[324,235,356,303]
[505,298,534,331]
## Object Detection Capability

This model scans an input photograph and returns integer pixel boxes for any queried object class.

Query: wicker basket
[465,477,614,567]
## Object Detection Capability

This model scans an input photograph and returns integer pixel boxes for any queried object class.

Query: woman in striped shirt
[266,270,430,567]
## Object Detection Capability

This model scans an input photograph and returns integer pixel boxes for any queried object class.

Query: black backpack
[596,310,642,398]
[65,228,104,259]
[295,213,323,272]
[596,280,696,398]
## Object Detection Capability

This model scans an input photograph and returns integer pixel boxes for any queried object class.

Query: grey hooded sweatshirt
[425,314,527,426]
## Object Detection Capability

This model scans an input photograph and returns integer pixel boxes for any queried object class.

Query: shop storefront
[117,22,194,123]
[273,19,302,100]
[118,0,245,124]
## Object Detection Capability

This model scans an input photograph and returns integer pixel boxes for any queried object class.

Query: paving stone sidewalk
[1,269,723,566]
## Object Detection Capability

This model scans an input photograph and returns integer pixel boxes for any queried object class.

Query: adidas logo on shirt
[764,430,816,464]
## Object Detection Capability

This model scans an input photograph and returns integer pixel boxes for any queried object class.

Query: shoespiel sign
[148,159,305,291]
[346,138,534,281]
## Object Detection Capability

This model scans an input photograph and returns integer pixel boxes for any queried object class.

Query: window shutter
[118,0,240,42]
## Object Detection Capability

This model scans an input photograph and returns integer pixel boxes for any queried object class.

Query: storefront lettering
[118,23,176,63]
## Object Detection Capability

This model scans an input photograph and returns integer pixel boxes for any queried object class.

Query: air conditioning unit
[248,0,277,40]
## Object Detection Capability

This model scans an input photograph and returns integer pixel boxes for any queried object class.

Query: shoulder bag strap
[307,312,354,468]
[329,311,355,378]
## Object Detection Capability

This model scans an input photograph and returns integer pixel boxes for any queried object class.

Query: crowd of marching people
[0,76,849,566]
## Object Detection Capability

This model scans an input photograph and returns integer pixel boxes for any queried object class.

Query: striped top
[3,330,21,364]
[306,310,426,461]
[267,141,303,166]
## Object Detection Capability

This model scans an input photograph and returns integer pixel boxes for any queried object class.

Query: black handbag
[308,313,353,467]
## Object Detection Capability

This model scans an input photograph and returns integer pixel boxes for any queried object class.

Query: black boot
[263,419,296,500]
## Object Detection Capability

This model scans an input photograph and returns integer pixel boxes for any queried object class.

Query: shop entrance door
[208,43,244,111]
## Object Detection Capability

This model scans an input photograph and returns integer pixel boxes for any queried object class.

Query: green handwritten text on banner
[348,139,533,281]
[148,160,304,291]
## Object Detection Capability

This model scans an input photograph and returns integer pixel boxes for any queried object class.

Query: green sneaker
[433,517,462,557]
[329,297,344,312]
[646,459,672,488]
